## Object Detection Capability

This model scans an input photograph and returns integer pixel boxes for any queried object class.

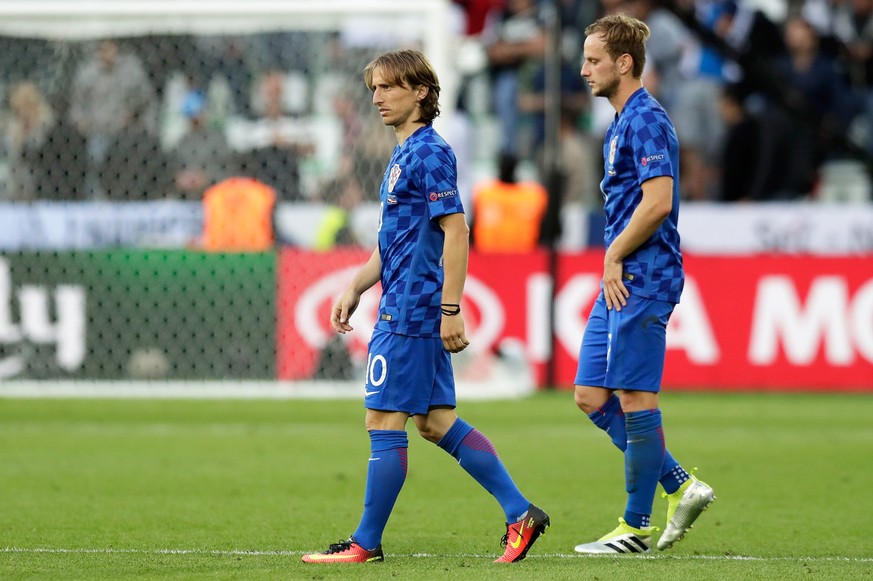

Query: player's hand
[603,257,629,311]
[441,314,470,353]
[330,289,361,334]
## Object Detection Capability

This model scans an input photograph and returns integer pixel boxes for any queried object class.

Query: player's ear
[416,85,428,103]
[618,54,632,75]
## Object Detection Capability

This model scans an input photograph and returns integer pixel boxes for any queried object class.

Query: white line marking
[0,380,533,401]
[1,548,297,556]
[2,548,872,562]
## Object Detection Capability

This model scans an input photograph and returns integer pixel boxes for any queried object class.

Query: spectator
[331,85,395,201]
[801,0,848,57]
[253,30,317,76]
[201,176,276,251]
[332,87,364,157]
[519,63,600,208]
[169,87,234,200]
[711,0,788,105]
[623,0,693,114]
[829,0,873,154]
[193,35,254,116]
[313,174,364,251]
[802,0,838,31]
[520,58,589,162]
[100,96,169,200]
[670,1,734,200]
[452,0,505,36]
[472,153,548,252]
[3,81,54,201]
[482,0,546,157]
[553,107,602,208]
[717,83,766,201]
[33,98,88,201]
[232,69,316,201]
[770,14,852,197]
[69,39,157,198]
[127,34,195,104]
[560,0,600,51]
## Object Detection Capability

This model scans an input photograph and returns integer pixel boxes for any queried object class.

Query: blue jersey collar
[616,87,649,120]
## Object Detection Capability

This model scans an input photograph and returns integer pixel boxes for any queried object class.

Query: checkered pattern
[376,125,464,338]
[670,465,690,487]
[600,88,684,304]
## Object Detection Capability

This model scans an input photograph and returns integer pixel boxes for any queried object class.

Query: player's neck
[395,121,426,146]
[610,79,644,116]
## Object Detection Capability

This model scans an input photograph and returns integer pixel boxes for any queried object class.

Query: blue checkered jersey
[600,88,684,303]
[375,124,465,337]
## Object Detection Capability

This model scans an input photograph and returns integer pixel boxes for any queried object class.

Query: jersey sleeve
[411,143,464,219]
[629,112,675,184]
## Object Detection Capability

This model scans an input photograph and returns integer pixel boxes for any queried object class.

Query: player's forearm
[440,217,470,305]
[348,247,382,295]
[606,206,666,263]
[605,179,672,263]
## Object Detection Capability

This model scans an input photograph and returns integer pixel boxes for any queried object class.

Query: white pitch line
[2,548,873,563]
[1,548,297,557]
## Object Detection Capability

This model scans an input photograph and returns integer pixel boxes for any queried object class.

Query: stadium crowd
[0,0,871,215]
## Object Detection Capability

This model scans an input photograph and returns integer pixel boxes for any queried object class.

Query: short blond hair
[585,14,650,79]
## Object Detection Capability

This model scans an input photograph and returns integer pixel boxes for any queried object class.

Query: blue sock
[623,410,666,529]
[437,418,529,522]
[588,394,687,494]
[352,430,408,550]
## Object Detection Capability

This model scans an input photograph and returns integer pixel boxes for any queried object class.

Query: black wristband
[440,303,461,316]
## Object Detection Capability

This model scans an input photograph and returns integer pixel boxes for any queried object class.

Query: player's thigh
[575,293,609,387]
[427,346,456,410]
[605,294,674,392]
[364,330,449,415]
[365,408,409,431]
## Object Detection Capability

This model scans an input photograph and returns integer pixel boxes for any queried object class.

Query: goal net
[0,0,536,398]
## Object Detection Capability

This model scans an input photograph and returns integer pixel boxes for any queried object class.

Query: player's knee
[412,407,456,443]
[415,424,443,444]
[618,389,659,412]
[574,385,606,415]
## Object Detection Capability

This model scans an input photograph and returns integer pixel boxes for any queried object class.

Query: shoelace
[325,539,353,554]
[499,522,521,548]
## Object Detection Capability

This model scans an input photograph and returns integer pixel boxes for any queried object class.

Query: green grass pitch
[1,391,871,580]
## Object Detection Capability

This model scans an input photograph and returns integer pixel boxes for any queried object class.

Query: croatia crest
[607,135,619,176]
[388,164,402,193]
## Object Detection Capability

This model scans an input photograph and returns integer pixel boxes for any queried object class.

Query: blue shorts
[363,329,456,415]
[574,293,675,392]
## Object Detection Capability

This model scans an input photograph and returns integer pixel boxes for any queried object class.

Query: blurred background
[0,0,870,395]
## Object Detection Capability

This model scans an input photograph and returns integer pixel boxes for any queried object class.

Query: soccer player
[301,49,549,564]
[572,15,715,554]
